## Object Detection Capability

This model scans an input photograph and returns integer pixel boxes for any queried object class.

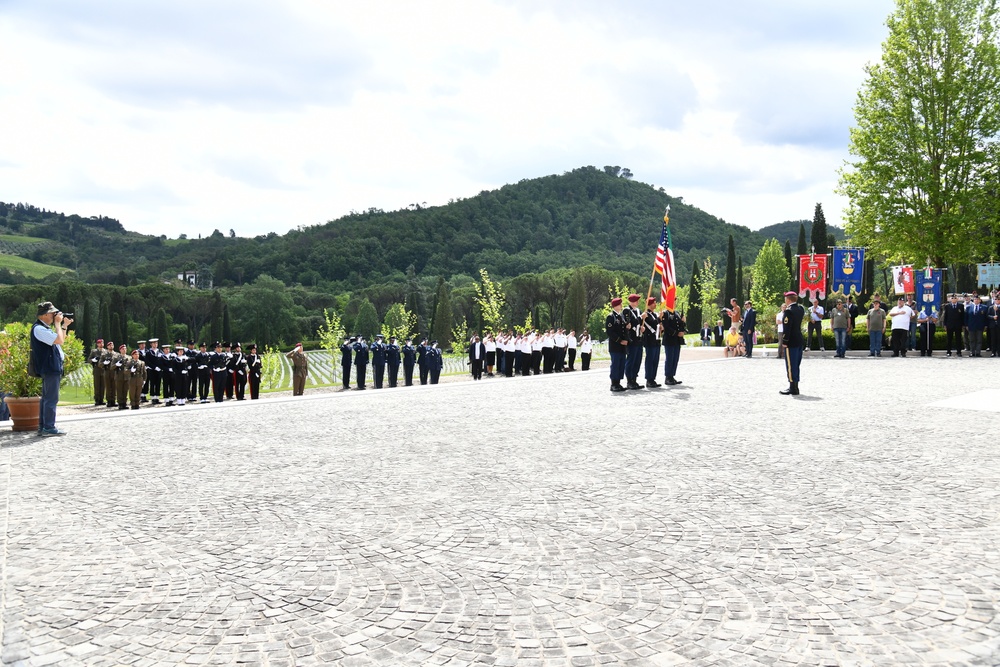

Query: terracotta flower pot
[5,396,41,432]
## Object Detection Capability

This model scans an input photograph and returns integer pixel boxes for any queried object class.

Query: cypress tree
[222,304,232,344]
[784,240,793,284]
[431,278,453,349]
[688,260,702,332]
[737,256,744,305]
[110,313,121,348]
[211,291,223,343]
[99,300,111,343]
[564,269,586,334]
[724,235,737,327]
[811,203,829,255]
[155,308,168,343]
[796,223,808,255]
[81,298,94,351]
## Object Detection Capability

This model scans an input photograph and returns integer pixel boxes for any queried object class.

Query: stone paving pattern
[2,352,1000,666]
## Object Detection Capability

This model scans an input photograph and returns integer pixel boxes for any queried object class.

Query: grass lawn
[0,255,73,279]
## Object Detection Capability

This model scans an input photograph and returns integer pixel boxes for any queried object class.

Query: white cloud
[0,0,895,237]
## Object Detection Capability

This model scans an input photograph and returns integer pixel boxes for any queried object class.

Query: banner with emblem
[797,254,828,299]
[831,248,865,294]
[891,265,914,295]
[915,267,942,317]
[977,262,1000,289]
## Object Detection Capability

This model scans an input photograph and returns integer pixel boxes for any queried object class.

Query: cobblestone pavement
[2,351,1000,666]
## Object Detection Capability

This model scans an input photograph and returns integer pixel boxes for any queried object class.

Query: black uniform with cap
[229,342,248,400]
[210,342,228,403]
[195,342,212,402]
[246,344,262,399]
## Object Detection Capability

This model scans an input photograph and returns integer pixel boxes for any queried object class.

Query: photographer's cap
[36,301,58,316]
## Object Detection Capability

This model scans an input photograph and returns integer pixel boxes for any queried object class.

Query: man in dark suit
[965,295,987,357]
[605,297,628,393]
[941,294,965,357]
[741,300,757,358]
[427,341,443,384]
[712,320,725,347]
[780,292,805,396]
[987,299,1000,356]
[700,323,712,346]
[468,335,486,380]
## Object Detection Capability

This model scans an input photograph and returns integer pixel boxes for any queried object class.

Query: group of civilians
[696,289,1000,359]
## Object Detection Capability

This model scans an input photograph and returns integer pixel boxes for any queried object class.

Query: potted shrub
[0,322,85,431]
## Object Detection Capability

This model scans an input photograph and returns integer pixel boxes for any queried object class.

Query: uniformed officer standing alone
[780,291,805,396]
[286,342,308,396]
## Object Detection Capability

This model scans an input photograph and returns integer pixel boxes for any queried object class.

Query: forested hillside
[0,166,813,349]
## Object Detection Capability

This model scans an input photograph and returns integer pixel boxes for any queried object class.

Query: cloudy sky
[1,0,895,238]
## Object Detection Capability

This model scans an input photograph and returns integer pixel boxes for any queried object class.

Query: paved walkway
[2,351,999,666]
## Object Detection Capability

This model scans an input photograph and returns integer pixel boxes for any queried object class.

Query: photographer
[31,302,71,436]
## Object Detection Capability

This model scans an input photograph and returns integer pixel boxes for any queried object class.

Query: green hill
[757,220,846,248]
[1,167,777,288]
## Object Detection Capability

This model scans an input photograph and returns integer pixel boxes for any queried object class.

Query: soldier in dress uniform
[353,336,369,390]
[780,291,805,395]
[427,340,443,384]
[195,342,212,402]
[660,308,685,385]
[623,294,644,390]
[127,348,146,410]
[286,342,308,396]
[185,340,199,400]
[173,344,190,406]
[146,338,162,404]
[87,338,105,406]
[340,336,355,390]
[386,336,401,388]
[402,338,416,386]
[135,340,148,402]
[605,297,628,392]
[102,340,117,407]
[246,343,262,399]
[416,339,429,385]
[371,334,386,389]
[223,342,235,399]
[210,342,228,403]
[161,343,175,406]
[641,297,661,388]
[115,344,130,409]
[230,342,248,400]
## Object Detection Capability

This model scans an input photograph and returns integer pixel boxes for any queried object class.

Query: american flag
[653,209,677,310]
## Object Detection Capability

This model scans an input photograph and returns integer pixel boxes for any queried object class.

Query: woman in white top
[776,303,786,359]
[484,334,497,377]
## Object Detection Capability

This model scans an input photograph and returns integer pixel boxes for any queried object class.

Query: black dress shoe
[611,384,625,392]
[645,380,660,388]
[626,380,642,390]
[671,377,682,384]
[664,378,677,385]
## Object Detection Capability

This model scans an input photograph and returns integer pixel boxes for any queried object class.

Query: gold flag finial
[663,205,670,224]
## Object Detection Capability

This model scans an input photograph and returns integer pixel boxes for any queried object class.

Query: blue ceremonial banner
[977,263,1000,289]
[916,267,943,317]
[831,248,865,294]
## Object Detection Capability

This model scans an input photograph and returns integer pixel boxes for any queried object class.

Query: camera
[62,312,75,319]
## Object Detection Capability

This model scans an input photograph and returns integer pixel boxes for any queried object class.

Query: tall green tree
[737,256,745,305]
[404,264,426,334]
[99,300,111,343]
[694,257,720,332]
[230,275,296,346]
[430,278,452,348]
[381,303,417,342]
[563,269,587,335]
[474,268,507,333]
[354,299,380,339]
[210,291,223,344]
[222,304,232,344]
[838,0,1000,266]
[783,240,793,282]
[750,239,791,307]
[154,308,168,343]
[687,260,702,331]
[723,235,737,327]
[810,203,829,256]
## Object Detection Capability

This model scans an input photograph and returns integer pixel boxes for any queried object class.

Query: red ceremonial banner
[798,254,828,299]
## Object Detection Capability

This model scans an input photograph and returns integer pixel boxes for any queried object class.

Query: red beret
[646,297,656,306]
[611,297,623,307]
[784,291,797,297]
[627,294,641,302]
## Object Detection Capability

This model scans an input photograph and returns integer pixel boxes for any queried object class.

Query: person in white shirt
[808,298,825,351]
[579,331,593,370]
[775,304,786,359]
[888,297,914,357]
[484,334,497,377]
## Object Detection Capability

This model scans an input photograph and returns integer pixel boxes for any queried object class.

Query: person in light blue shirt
[31,301,70,436]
